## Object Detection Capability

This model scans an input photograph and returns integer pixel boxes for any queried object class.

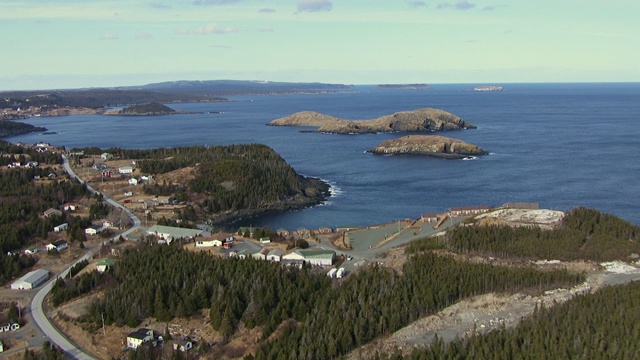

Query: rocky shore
[369,135,487,159]
[209,175,331,224]
[267,108,476,134]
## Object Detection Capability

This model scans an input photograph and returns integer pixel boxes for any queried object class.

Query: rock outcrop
[369,135,487,159]
[267,108,476,134]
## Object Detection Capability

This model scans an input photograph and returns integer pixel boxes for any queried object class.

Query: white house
[11,269,49,290]
[196,239,222,247]
[266,249,284,262]
[128,178,138,186]
[127,328,154,349]
[282,250,335,266]
[85,225,103,235]
[96,259,116,273]
[46,240,68,252]
[53,223,69,232]
[252,248,269,260]
[24,248,38,255]
[146,225,203,244]
[173,337,193,352]
[260,237,271,244]
[101,152,113,161]
[43,208,63,218]
[119,165,133,174]
[449,206,491,217]
[421,213,439,223]
[62,203,76,211]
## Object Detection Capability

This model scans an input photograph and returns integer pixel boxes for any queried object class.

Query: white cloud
[194,23,242,35]
[100,33,119,40]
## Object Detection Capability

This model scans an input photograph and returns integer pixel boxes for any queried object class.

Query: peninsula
[267,108,476,134]
[369,135,487,159]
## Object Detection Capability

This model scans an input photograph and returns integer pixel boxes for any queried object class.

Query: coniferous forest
[66,244,582,359]
[407,207,640,261]
[376,281,640,360]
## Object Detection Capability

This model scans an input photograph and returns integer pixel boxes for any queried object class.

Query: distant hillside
[127,80,354,96]
[375,84,432,90]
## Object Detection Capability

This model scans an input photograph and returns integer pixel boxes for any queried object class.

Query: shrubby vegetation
[409,207,640,261]
[378,281,640,360]
[116,102,176,115]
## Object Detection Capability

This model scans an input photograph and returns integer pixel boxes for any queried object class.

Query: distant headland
[369,135,488,159]
[267,108,476,134]
[375,84,432,90]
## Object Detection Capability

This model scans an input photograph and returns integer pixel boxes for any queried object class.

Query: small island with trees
[103,102,195,116]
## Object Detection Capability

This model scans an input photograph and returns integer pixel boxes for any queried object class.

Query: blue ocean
[8,83,640,228]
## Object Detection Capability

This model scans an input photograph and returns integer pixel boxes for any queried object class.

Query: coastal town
[2,140,640,359]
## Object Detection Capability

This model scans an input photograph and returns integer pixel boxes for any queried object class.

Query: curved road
[30,154,141,360]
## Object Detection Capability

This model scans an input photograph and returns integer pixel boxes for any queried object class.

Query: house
[251,248,269,260]
[336,225,358,232]
[85,225,103,236]
[140,175,153,182]
[24,248,38,255]
[421,213,439,223]
[127,328,154,349]
[43,208,63,218]
[62,203,76,211]
[316,227,333,234]
[449,206,491,217]
[53,223,69,232]
[10,269,49,290]
[196,238,222,248]
[119,165,133,174]
[96,258,116,273]
[146,225,203,245]
[277,228,290,237]
[128,178,138,186]
[260,237,271,244]
[173,337,193,352]
[101,152,113,161]
[124,191,133,197]
[283,250,335,266]
[93,163,108,170]
[46,240,68,252]
[102,170,113,178]
[266,249,284,262]
[296,228,311,238]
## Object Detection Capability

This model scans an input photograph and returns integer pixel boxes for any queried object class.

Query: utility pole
[102,313,106,336]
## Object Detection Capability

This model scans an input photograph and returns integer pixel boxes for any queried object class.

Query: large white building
[146,225,203,244]
[11,269,49,290]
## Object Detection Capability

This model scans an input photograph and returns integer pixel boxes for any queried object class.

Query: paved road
[29,154,142,360]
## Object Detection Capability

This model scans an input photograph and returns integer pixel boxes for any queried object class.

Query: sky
[1,0,639,90]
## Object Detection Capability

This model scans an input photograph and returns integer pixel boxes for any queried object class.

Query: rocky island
[267,108,476,134]
[103,102,195,116]
[473,85,504,92]
[369,135,487,159]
